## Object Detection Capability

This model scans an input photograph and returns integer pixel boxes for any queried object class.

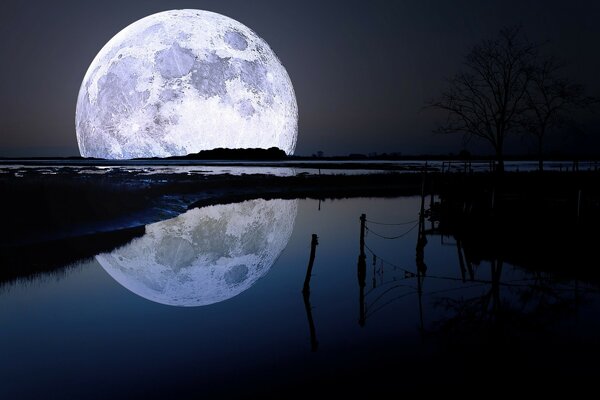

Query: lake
[1,196,599,397]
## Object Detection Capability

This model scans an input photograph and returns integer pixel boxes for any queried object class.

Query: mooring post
[302,234,319,294]
[359,214,366,257]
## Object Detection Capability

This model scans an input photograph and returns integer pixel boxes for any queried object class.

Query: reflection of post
[302,290,319,352]
[359,214,366,257]
[416,270,425,335]
[490,258,503,315]
[358,214,367,327]
[302,234,319,294]
[456,238,467,282]
[302,234,319,351]
[417,193,428,276]
[416,190,427,334]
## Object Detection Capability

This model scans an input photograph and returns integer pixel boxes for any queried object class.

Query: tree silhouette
[522,57,598,171]
[429,27,537,173]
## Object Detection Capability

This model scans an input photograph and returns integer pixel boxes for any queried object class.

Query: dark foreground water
[1,197,600,397]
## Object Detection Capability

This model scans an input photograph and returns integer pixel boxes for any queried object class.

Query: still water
[1,197,599,397]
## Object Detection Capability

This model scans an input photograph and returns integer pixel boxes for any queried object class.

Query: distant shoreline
[1,158,599,174]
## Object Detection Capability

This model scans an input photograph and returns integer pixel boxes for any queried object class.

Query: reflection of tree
[355,201,599,346]
[431,256,582,345]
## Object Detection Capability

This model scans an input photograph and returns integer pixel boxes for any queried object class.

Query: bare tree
[429,27,537,173]
[522,57,598,171]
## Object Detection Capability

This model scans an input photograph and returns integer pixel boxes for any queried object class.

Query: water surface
[1,197,599,397]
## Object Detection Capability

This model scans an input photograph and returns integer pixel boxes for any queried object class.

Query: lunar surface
[76,10,297,159]
[96,199,298,306]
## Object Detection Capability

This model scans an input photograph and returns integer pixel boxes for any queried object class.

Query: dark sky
[1,0,599,157]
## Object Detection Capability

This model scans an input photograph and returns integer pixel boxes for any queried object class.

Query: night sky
[1,0,599,157]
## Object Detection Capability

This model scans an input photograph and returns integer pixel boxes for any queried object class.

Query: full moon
[76,10,298,159]
[96,199,298,306]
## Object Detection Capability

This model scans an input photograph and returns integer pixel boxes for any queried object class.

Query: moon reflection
[96,198,297,306]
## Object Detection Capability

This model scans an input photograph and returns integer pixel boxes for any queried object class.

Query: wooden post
[302,234,319,294]
[420,173,426,228]
[415,188,428,335]
[359,214,366,257]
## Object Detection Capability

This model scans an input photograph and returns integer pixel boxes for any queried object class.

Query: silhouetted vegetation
[522,57,598,171]
[0,226,144,288]
[154,146,287,160]
[429,26,597,172]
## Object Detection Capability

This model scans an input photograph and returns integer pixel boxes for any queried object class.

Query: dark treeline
[146,146,287,160]
[0,226,144,288]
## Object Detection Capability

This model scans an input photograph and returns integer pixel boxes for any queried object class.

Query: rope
[365,218,418,226]
[365,222,419,240]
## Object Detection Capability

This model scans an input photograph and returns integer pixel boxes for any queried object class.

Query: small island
[153,146,288,161]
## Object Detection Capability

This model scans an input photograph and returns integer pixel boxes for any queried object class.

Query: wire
[366,282,416,297]
[363,242,415,275]
[366,291,418,320]
[365,222,419,240]
[423,283,489,297]
[365,218,418,226]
